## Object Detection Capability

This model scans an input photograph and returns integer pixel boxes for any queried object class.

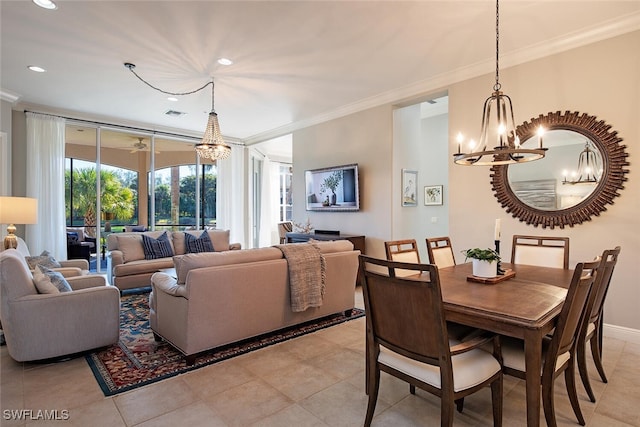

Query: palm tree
[66,168,135,236]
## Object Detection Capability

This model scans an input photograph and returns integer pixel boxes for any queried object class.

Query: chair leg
[577,335,596,403]
[565,361,586,426]
[364,367,380,427]
[491,375,503,427]
[591,330,608,383]
[542,373,558,427]
[441,395,455,427]
[455,398,464,413]
[409,384,416,395]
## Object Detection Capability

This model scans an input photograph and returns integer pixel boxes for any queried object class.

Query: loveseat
[149,240,360,364]
[107,229,241,291]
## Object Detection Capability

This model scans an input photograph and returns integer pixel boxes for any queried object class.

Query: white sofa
[107,229,241,291]
[149,240,360,364]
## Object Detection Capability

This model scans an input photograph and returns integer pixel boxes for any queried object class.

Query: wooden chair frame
[384,239,420,263]
[502,259,599,427]
[511,235,570,269]
[577,246,621,402]
[359,255,503,427]
[426,236,456,268]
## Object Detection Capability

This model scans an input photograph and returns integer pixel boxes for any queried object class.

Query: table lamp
[0,197,38,250]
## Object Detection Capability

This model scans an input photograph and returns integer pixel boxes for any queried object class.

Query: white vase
[472,259,497,278]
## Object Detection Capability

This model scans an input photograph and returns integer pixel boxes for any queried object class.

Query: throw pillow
[142,231,174,260]
[25,250,62,270]
[33,264,72,293]
[131,225,147,232]
[184,231,215,254]
[66,231,79,245]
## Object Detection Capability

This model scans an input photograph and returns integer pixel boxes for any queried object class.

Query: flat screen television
[305,163,360,211]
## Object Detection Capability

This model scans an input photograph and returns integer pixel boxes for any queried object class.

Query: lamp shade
[0,197,38,224]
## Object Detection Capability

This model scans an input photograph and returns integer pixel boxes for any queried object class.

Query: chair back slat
[426,236,456,268]
[588,247,621,324]
[384,239,421,277]
[359,255,448,365]
[550,260,599,358]
[511,235,570,269]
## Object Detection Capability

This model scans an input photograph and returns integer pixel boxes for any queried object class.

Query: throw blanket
[275,243,326,312]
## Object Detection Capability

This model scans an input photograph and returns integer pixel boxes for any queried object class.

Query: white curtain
[25,113,66,258]
[216,144,246,247]
[258,157,281,247]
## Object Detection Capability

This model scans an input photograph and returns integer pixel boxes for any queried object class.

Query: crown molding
[244,12,640,146]
[0,89,20,103]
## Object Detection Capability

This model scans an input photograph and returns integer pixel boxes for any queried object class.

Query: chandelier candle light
[453,0,547,166]
[124,63,231,161]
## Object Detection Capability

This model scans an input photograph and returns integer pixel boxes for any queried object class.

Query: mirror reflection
[506,130,603,211]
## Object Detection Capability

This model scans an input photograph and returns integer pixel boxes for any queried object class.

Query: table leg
[524,329,543,427]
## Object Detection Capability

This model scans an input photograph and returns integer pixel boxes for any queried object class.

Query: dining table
[437,262,574,427]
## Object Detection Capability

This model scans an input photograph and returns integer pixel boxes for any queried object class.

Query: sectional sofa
[106,229,241,291]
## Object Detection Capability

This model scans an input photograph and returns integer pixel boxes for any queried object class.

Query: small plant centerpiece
[320,171,342,206]
[462,248,501,278]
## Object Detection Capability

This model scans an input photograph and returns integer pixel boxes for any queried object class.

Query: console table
[286,232,365,254]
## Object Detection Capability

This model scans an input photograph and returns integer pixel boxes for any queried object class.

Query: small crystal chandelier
[453,0,546,166]
[562,141,602,185]
[195,81,231,160]
[124,63,230,161]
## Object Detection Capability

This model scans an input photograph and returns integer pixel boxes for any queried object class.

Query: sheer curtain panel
[216,144,246,248]
[25,113,66,259]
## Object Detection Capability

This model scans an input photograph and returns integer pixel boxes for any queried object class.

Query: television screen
[305,164,360,211]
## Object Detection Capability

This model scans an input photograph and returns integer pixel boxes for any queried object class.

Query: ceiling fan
[129,137,159,154]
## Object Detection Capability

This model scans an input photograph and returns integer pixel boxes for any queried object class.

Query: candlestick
[495,239,505,275]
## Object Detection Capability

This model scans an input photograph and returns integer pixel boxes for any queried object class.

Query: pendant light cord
[494,0,501,92]
[124,63,214,105]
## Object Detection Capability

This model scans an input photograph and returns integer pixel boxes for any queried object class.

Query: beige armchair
[0,249,120,362]
[15,236,89,277]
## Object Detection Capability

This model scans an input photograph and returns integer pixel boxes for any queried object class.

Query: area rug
[85,291,364,396]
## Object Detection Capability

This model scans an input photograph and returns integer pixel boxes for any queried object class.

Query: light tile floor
[1,288,639,426]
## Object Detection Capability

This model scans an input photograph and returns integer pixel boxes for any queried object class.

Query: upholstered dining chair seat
[501,337,571,374]
[380,343,501,393]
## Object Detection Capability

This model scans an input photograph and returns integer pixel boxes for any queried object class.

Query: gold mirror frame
[491,111,629,228]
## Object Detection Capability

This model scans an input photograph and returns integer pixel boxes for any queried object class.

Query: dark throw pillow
[184,231,215,254]
[66,231,79,245]
[141,231,174,260]
[131,225,148,232]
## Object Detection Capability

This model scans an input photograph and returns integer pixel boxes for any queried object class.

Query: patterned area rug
[85,291,364,396]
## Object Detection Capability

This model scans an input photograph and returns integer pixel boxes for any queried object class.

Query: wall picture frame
[424,185,443,206]
[401,169,418,207]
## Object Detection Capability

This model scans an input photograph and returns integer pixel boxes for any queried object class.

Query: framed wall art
[401,169,418,207]
[424,185,443,205]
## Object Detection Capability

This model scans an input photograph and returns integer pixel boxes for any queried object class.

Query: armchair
[0,249,120,362]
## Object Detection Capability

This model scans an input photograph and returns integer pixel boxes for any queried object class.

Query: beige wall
[293,105,393,261]
[293,31,639,331]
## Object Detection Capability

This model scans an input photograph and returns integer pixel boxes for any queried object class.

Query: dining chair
[500,259,600,427]
[577,246,621,402]
[384,239,421,277]
[511,235,570,269]
[426,236,456,268]
[358,255,503,427]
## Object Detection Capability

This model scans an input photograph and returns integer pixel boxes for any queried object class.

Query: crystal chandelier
[453,0,546,166]
[124,63,230,161]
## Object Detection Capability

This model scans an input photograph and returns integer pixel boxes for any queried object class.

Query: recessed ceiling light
[167,97,178,102]
[28,65,46,73]
[32,0,57,10]
[217,58,233,66]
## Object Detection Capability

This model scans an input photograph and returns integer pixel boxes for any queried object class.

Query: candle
[494,219,501,241]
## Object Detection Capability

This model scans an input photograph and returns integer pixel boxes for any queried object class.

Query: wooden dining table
[437,262,574,427]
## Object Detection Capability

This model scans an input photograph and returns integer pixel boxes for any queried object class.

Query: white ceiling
[2,1,640,148]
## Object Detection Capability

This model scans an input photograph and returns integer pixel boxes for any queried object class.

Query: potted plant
[320,171,342,206]
[462,248,501,278]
